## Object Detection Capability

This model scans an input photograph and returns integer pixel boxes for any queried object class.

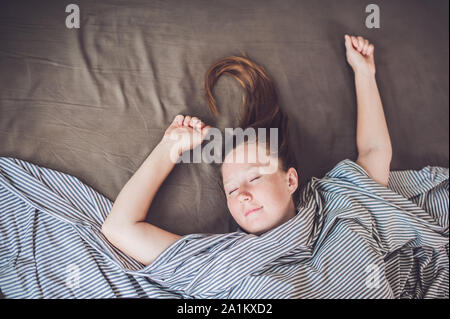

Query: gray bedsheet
[0,0,448,235]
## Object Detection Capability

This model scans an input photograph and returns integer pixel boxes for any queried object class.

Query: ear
[286,167,299,194]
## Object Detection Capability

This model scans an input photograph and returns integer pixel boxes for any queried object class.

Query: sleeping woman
[99,35,448,298]
[0,34,446,299]
[101,34,390,264]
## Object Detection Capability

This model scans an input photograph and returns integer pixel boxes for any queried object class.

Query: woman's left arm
[345,35,392,186]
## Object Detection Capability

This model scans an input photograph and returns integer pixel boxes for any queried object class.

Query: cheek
[227,199,243,221]
[258,177,288,204]
[226,196,238,210]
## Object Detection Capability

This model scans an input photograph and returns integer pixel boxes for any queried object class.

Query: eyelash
[228,176,261,195]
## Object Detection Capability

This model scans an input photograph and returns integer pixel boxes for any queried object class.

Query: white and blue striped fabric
[0,156,448,298]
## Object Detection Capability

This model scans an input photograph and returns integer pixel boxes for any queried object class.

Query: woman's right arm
[101,140,182,266]
[101,115,210,265]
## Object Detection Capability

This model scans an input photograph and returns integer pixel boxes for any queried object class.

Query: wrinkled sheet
[0,157,448,298]
[0,0,448,235]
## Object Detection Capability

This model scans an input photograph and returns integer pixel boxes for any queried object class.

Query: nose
[237,190,252,202]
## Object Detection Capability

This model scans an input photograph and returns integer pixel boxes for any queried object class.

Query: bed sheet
[0,156,448,298]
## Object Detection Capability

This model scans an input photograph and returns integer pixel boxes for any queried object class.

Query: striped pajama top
[0,157,448,298]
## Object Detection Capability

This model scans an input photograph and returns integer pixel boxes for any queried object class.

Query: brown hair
[204,54,300,206]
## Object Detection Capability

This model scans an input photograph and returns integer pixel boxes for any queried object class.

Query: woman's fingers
[357,36,365,52]
[351,36,359,49]
[173,114,184,126]
[189,117,204,131]
[191,117,207,130]
[173,114,207,131]
[190,117,200,128]
[183,115,191,126]
[348,35,373,56]
[362,39,370,55]
[196,122,205,132]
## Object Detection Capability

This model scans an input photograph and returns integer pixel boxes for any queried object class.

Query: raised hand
[162,114,211,157]
[344,34,376,76]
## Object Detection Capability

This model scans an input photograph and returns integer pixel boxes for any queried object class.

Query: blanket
[0,157,448,298]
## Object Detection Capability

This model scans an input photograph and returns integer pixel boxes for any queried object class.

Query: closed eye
[228,176,260,195]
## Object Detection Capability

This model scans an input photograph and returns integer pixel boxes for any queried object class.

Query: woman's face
[221,142,299,235]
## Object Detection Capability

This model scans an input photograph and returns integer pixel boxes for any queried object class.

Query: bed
[0,0,448,235]
[0,0,448,298]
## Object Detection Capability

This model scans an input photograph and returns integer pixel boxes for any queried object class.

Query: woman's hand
[161,114,211,158]
[344,34,376,76]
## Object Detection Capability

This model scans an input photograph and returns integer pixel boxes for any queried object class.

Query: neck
[286,198,296,220]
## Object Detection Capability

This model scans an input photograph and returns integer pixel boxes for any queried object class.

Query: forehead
[221,142,279,183]
[223,141,269,163]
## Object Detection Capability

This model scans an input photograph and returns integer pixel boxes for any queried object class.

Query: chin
[247,223,270,236]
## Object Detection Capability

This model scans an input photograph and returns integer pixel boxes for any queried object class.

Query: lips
[245,206,262,216]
